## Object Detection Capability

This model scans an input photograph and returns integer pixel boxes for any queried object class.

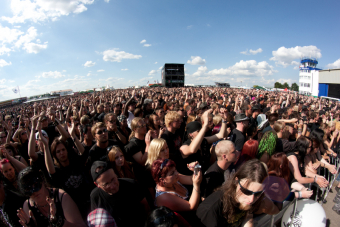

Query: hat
[257,114,268,130]
[234,113,249,122]
[252,105,260,111]
[35,130,48,140]
[91,161,111,182]
[117,115,127,122]
[186,121,202,134]
[87,208,117,227]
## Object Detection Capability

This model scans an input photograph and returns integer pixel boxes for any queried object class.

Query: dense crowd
[0,87,339,227]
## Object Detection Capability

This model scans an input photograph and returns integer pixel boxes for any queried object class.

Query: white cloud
[0,46,12,55]
[277,78,295,85]
[270,45,322,67]
[121,68,128,71]
[0,24,24,44]
[326,59,340,69]
[159,66,163,70]
[192,66,207,76]
[102,48,142,62]
[2,0,96,24]
[148,70,157,75]
[0,59,12,67]
[154,62,158,64]
[207,60,276,77]
[97,69,105,72]
[187,56,206,65]
[84,60,96,67]
[143,44,151,47]
[104,0,110,2]
[87,73,93,77]
[241,48,263,55]
[0,79,6,84]
[187,25,193,29]
[38,71,66,79]
[15,26,47,53]
[140,39,146,44]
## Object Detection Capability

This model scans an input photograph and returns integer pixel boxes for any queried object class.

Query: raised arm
[180,110,211,157]
[28,115,39,162]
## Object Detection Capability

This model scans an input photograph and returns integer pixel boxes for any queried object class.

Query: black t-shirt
[276,139,296,153]
[81,140,96,159]
[230,129,245,151]
[124,137,147,182]
[17,140,29,163]
[90,178,146,227]
[161,130,182,161]
[178,138,210,176]
[51,155,94,205]
[0,187,27,227]
[202,162,225,198]
[86,140,122,170]
[107,130,125,147]
[197,190,246,227]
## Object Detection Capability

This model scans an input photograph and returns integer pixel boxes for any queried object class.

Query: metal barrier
[254,148,340,227]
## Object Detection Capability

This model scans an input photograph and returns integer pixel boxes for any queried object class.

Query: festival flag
[12,86,18,93]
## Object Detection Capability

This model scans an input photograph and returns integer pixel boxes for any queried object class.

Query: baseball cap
[91,161,111,182]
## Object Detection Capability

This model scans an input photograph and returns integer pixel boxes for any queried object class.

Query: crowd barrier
[254,148,340,227]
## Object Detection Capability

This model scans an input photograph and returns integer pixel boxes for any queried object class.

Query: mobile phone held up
[194,164,201,175]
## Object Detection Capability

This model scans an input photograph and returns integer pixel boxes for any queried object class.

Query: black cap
[91,161,111,182]
[186,121,202,134]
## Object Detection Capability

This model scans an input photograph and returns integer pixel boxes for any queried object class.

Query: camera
[194,164,201,175]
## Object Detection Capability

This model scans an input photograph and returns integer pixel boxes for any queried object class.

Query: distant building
[162,63,185,88]
[50,89,73,96]
[299,58,340,98]
[215,82,230,88]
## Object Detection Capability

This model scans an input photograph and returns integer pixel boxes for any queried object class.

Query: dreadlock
[257,131,277,159]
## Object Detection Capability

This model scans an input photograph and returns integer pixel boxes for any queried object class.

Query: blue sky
[0,0,339,101]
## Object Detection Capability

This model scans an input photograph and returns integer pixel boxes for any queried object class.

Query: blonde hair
[129,117,144,141]
[213,115,222,126]
[328,121,335,128]
[145,138,166,166]
[165,111,180,128]
[91,122,106,137]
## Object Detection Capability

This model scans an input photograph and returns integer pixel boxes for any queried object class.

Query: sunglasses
[238,179,264,197]
[159,159,169,178]
[136,124,146,128]
[108,120,116,124]
[96,128,108,135]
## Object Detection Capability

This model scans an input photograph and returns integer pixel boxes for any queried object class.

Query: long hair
[222,159,267,223]
[51,139,70,168]
[295,136,311,166]
[310,128,327,150]
[145,138,167,166]
[241,139,259,162]
[267,152,290,183]
[129,117,144,141]
[257,131,277,159]
[107,146,135,179]
[148,114,159,131]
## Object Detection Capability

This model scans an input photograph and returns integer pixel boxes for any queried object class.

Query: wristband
[222,120,228,124]
[298,191,302,199]
[314,175,317,183]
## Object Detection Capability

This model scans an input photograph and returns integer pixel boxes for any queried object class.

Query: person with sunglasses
[17,167,86,227]
[90,161,149,227]
[86,122,124,170]
[197,159,267,227]
[151,159,202,226]
[104,113,127,145]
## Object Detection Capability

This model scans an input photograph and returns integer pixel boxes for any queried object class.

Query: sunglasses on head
[238,179,264,197]
[158,159,169,178]
[96,128,108,135]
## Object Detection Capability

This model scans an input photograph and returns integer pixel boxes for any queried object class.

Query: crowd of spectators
[0,86,339,227]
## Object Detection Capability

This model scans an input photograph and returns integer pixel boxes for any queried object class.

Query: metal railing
[254,148,340,227]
